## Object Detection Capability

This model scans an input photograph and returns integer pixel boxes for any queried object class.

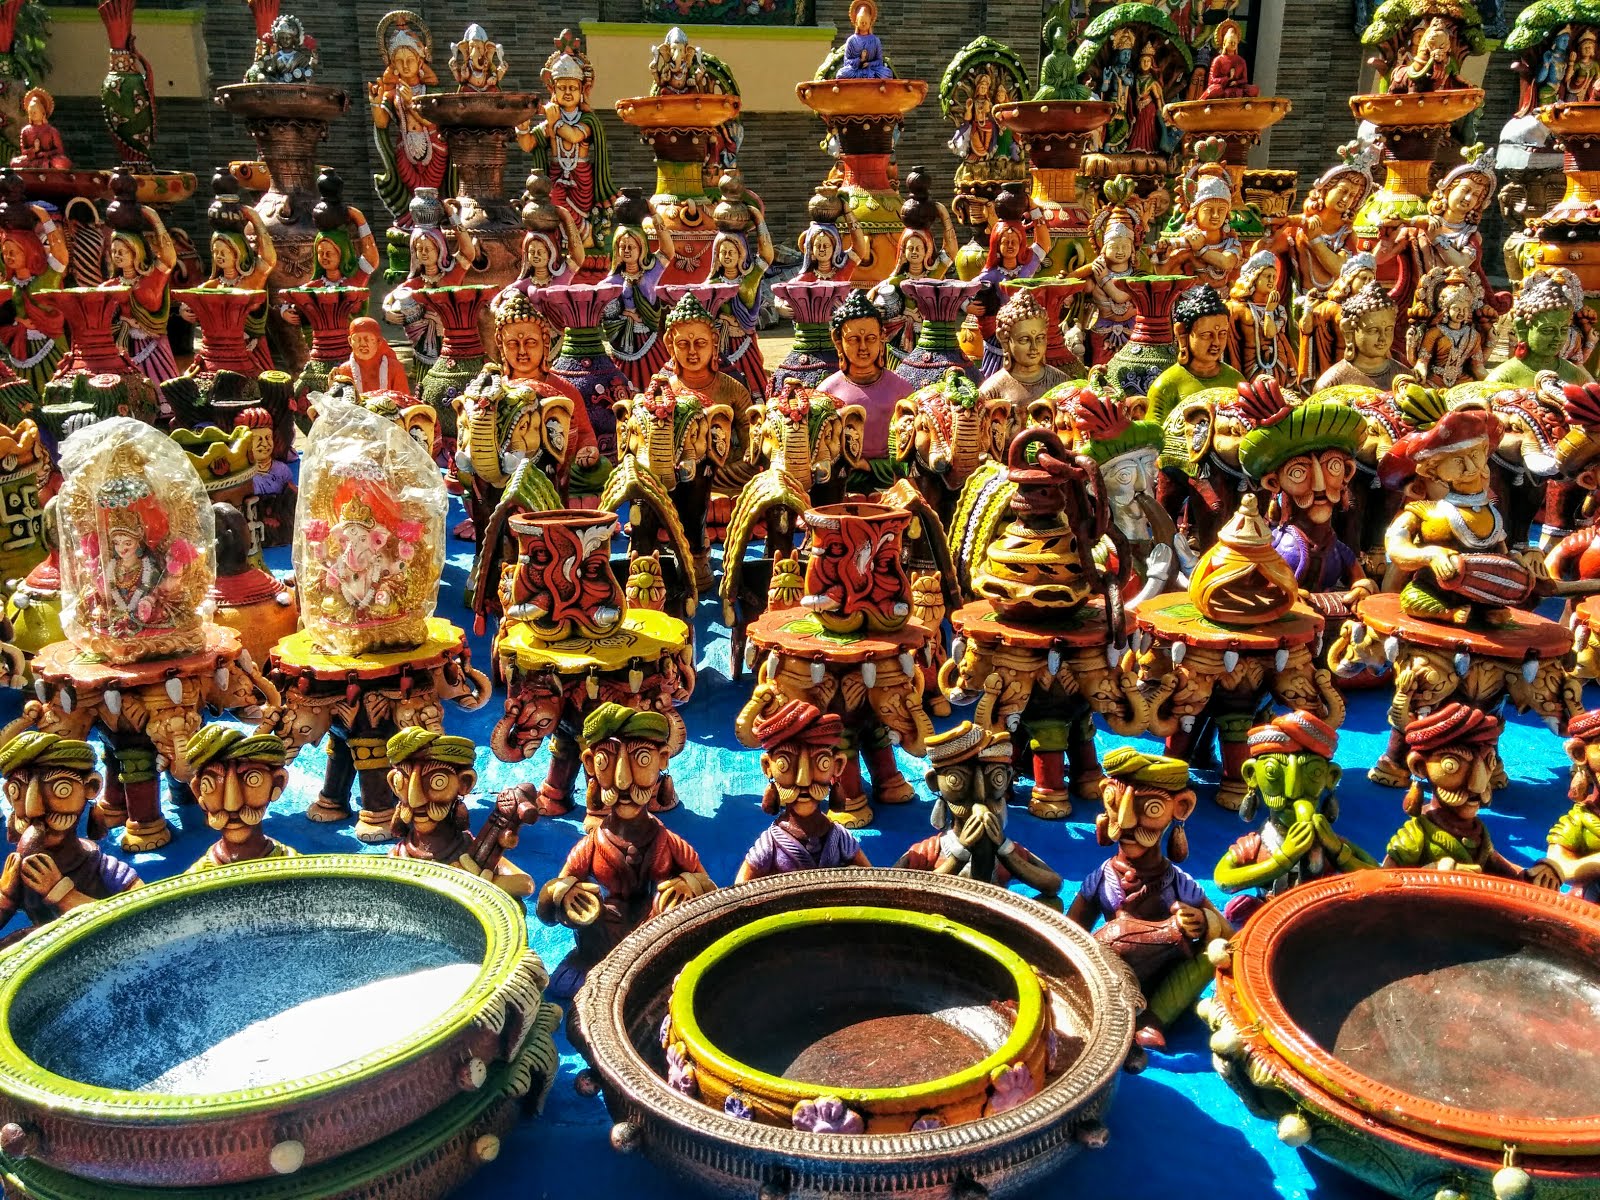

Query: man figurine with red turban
[1215,711,1375,923]
[736,700,871,882]
[1545,709,1600,901]
[1385,703,1561,886]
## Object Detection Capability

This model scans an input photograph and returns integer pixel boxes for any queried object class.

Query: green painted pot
[0,854,549,1189]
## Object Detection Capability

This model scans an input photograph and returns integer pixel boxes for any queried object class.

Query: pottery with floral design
[571,869,1138,1197]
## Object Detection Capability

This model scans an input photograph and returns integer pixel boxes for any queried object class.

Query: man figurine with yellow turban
[1068,746,1229,1050]
[386,728,533,897]
[737,700,870,883]
[897,722,1063,905]
[0,733,139,933]
[185,726,295,871]
[1215,712,1374,923]
[1386,704,1561,887]
[537,703,713,999]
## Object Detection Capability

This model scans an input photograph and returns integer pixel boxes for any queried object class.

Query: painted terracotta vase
[894,278,982,388]
[174,286,267,419]
[38,288,159,425]
[801,501,912,635]
[536,280,628,464]
[278,284,369,412]
[413,284,496,449]
[501,508,628,644]
[97,0,154,168]
[770,279,851,391]
[1102,274,1187,399]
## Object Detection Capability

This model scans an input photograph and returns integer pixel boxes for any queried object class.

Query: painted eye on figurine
[631,747,656,767]
[3,781,17,803]
[426,770,454,794]
[984,766,1011,793]
[813,752,835,775]
[1142,798,1165,820]
[1436,754,1463,775]
[769,752,793,775]
[592,749,613,772]
[241,769,267,789]
[50,780,74,799]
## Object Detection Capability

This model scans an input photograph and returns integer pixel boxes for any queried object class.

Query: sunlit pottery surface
[572,869,1139,1199]
[1209,869,1600,1199]
[0,855,550,1188]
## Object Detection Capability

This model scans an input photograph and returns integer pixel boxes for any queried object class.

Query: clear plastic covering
[294,397,448,657]
[56,417,217,664]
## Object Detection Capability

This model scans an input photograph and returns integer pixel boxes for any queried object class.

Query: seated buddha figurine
[978,290,1075,419]
[1200,20,1258,99]
[10,88,69,171]
[837,0,892,80]
[1315,281,1405,392]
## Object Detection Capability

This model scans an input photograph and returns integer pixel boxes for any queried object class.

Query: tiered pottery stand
[265,616,491,842]
[1335,591,1579,781]
[279,284,370,414]
[1102,275,1188,399]
[174,286,268,418]
[38,287,158,423]
[795,77,928,287]
[20,625,279,851]
[993,99,1115,278]
[1532,101,1600,359]
[414,284,496,459]
[1163,95,1296,237]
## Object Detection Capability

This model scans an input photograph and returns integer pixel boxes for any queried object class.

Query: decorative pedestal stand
[21,625,279,851]
[265,617,491,842]
[1333,590,1579,785]
[1164,96,1296,238]
[993,99,1115,278]
[37,286,158,423]
[895,278,983,388]
[413,284,496,459]
[173,286,267,419]
[795,77,928,288]
[615,91,742,284]
[1003,276,1089,373]
[1531,102,1600,360]
[1102,274,1188,399]
[0,283,39,423]
[279,283,369,414]
[214,81,350,374]
[537,281,629,465]
[770,279,850,391]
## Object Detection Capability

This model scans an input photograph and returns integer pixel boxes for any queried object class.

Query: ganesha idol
[489,508,694,819]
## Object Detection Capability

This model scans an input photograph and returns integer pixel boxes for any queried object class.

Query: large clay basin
[1348,88,1484,129]
[1209,870,1600,1198]
[993,99,1115,138]
[1164,96,1292,136]
[616,93,741,130]
[214,82,350,124]
[0,855,549,1188]
[411,92,539,130]
[795,77,927,120]
[572,869,1139,1199]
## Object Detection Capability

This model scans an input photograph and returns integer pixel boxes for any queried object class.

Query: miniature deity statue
[649,27,707,94]
[838,0,892,80]
[1068,747,1230,1051]
[100,174,180,383]
[947,59,1022,178]
[370,10,449,225]
[536,703,714,999]
[1545,710,1600,902]
[602,189,676,393]
[1486,267,1595,387]
[1158,156,1240,291]
[9,88,69,170]
[333,316,412,400]
[1388,15,1472,93]
[1379,146,1500,314]
[489,291,597,470]
[1215,712,1375,923]
[0,734,137,934]
[449,23,506,92]
[1315,280,1404,391]
[1273,140,1378,303]
[1073,180,1145,364]
[706,173,774,398]
[1035,15,1091,102]
[797,186,869,284]
[1201,19,1258,99]
[897,723,1063,906]
[662,292,754,477]
[185,727,294,871]
[386,728,531,895]
[1406,266,1486,389]
[818,289,915,489]
[1299,253,1378,385]
[736,700,870,882]
[1148,283,1243,424]
[518,32,616,252]
[1385,704,1562,886]
[1226,251,1297,389]
[979,291,1073,415]
[245,14,319,84]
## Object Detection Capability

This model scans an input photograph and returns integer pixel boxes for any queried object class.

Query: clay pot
[1102,274,1187,399]
[503,508,627,643]
[801,502,912,635]
[1188,494,1299,625]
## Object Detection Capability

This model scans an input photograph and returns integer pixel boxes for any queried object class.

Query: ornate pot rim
[796,77,928,119]
[668,905,1046,1111]
[1163,96,1292,135]
[410,91,539,130]
[1228,868,1600,1157]
[1348,88,1484,129]
[993,99,1116,137]
[615,93,742,130]
[0,855,527,1124]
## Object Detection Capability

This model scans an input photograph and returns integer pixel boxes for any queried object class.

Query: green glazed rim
[0,854,528,1121]
[668,905,1044,1107]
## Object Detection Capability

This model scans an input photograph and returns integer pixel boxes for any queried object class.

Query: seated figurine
[736,700,870,882]
[818,288,914,491]
[978,290,1078,418]
[1215,712,1375,924]
[1068,747,1230,1051]
[837,0,893,80]
[332,316,414,400]
[10,87,70,171]
[244,14,319,84]
[536,704,714,1000]
[386,728,532,897]
[1200,20,1259,100]
[898,722,1063,906]
[1385,704,1561,886]
[0,734,138,935]
[185,727,296,871]
[1546,710,1600,902]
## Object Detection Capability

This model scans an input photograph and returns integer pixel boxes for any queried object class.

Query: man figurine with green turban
[185,726,295,871]
[537,703,712,999]
[1068,746,1230,1051]
[0,733,139,933]
[386,728,533,897]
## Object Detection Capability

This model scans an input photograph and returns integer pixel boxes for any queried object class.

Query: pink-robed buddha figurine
[10,88,70,171]
[1200,20,1258,100]
[817,288,914,481]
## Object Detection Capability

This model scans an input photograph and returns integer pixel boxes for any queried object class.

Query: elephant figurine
[890,368,1012,526]
[456,365,577,536]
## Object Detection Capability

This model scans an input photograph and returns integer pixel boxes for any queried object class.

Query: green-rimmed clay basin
[0,855,548,1187]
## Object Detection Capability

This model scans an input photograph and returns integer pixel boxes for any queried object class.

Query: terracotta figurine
[369,10,449,226]
[1486,267,1595,387]
[979,290,1075,417]
[185,726,294,871]
[10,87,69,170]
[735,699,870,882]
[536,703,714,999]
[818,288,914,489]
[309,170,380,289]
[602,189,676,393]
[1314,280,1404,391]
[1148,283,1243,423]
[518,31,616,252]
[1201,20,1258,99]
[1271,139,1378,305]
[1074,180,1146,365]
[1545,709,1600,902]
[1406,266,1487,389]
[332,316,412,401]
[1226,251,1297,390]
[797,186,869,285]
[1157,155,1240,291]
[450,23,506,93]
[838,0,892,80]
[245,14,319,84]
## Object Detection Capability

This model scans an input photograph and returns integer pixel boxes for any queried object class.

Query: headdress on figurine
[1111,27,1138,51]
[1514,266,1585,323]
[1102,745,1190,791]
[800,221,852,272]
[1405,702,1501,754]
[376,10,437,84]
[1183,137,1234,209]
[186,727,288,770]
[664,291,718,335]
[549,53,585,84]
[1070,387,1163,465]
[541,29,595,100]
[96,473,166,546]
[1569,708,1600,744]
[1379,387,1502,489]
[753,699,843,751]
[385,727,476,767]
[1233,249,1281,294]
[1340,279,1396,324]
[1173,282,1227,329]
[493,289,552,336]
[582,702,671,748]
[1091,175,1146,250]
[1247,710,1339,760]
[1311,138,1380,201]
[0,732,97,776]
[1557,380,1600,476]
[1238,395,1365,482]
[21,87,52,120]
[1430,143,1497,221]
[926,720,1012,769]
[829,287,882,336]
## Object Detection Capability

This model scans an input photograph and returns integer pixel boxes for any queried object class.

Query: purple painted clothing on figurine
[818,369,915,459]
[745,822,861,874]
[19,848,138,926]
[1271,524,1357,591]
[1076,857,1205,919]
[838,32,891,79]
[254,460,295,496]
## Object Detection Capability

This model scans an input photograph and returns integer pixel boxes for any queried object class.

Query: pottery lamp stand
[19,626,279,853]
[738,609,933,829]
[944,598,1142,820]
[1332,592,1580,787]
[1130,594,1340,812]
[490,608,694,817]
[265,617,491,842]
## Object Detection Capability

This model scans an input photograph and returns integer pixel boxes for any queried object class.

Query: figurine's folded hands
[1172,901,1207,942]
